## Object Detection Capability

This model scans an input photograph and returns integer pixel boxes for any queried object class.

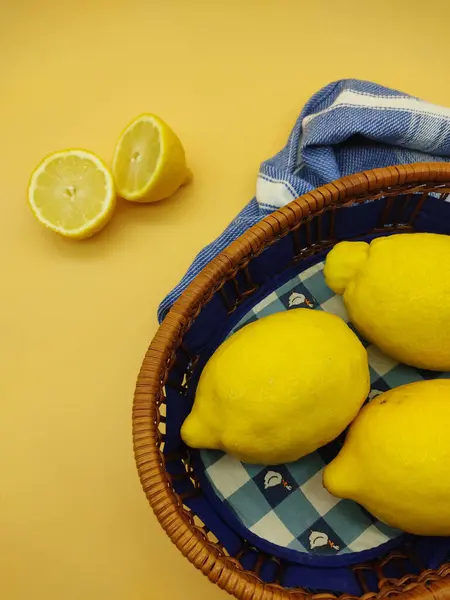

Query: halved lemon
[28,149,116,239]
[112,114,191,203]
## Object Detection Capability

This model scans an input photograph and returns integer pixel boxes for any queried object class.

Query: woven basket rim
[133,162,450,600]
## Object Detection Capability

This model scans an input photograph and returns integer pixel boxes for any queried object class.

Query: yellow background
[2,1,450,598]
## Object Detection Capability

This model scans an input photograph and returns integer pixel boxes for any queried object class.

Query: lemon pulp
[112,114,190,203]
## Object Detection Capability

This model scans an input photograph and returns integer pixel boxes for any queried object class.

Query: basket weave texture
[133,162,450,600]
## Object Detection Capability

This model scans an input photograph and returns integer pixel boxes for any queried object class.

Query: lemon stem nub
[324,241,370,294]
[181,413,220,451]
[184,168,193,185]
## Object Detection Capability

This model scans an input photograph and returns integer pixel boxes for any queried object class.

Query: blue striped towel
[158,79,450,321]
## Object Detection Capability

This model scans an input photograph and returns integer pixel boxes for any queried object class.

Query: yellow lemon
[28,149,115,239]
[112,114,191,202]
[324,379,450,536]
[181,309,369,465]
[324,233,450,370]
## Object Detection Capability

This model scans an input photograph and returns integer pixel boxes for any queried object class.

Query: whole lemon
[181,309,369,464]
[324,233,450,370]
[323,380,450,536]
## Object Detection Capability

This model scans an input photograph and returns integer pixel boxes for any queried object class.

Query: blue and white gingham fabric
[200,260,450,557]
[159,79,450,321]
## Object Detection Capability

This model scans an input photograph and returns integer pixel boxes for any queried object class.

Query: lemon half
[112,114,190,203]
[28,149,116,239]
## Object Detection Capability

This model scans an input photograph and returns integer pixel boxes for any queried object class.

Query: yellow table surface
[2,1,450,598]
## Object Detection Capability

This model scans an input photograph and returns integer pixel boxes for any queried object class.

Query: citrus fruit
[324,233,450,370]
[112,114,190,202]
[324,379,450,536]
[28,149,115,239]
[181,309,370,465]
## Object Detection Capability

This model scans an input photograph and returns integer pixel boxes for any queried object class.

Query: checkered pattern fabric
[200,261,450,557]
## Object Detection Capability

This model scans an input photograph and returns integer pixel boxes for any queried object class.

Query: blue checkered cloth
[200,261,450,557]
[159,79,450,321]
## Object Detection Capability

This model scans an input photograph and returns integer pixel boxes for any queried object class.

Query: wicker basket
[133,162,450,600]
